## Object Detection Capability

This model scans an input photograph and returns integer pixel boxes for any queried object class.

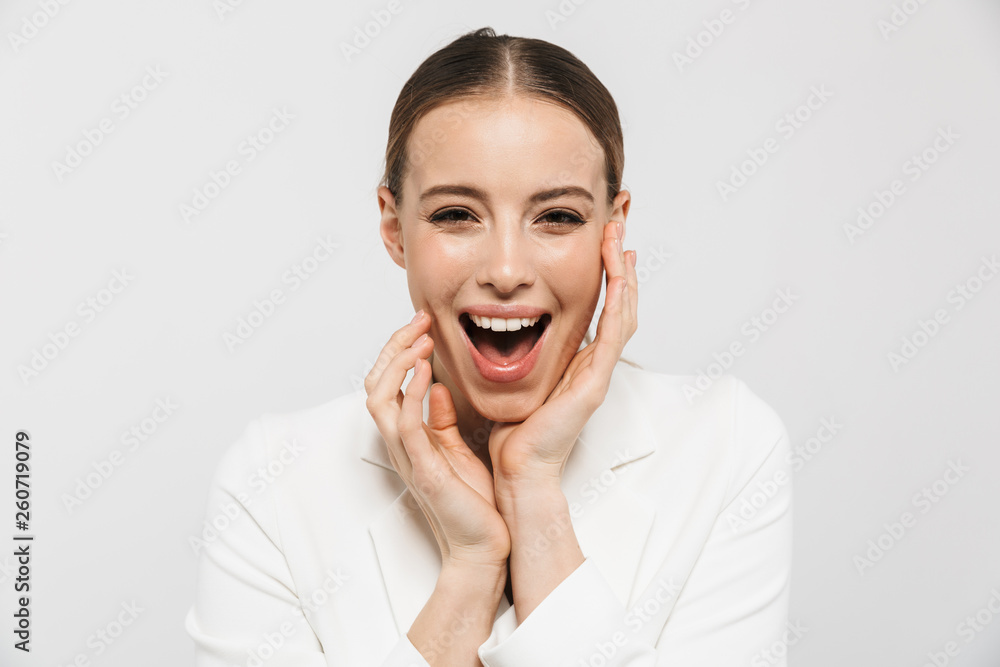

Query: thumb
[427,382,459,433]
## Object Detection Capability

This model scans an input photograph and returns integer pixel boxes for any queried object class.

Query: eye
[538,209,586,226]
[428,208,586,226]
[429,208,477,224]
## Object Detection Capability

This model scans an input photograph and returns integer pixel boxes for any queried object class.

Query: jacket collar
[358,363,659,635]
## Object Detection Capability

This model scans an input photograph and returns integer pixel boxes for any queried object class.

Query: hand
[489,219,638,494]
[364,312,511,569]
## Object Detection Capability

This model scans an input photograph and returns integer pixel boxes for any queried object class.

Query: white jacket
[184,362,793,665]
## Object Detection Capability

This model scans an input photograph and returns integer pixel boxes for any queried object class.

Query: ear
[378,186,406,269]
[609,188,631,238]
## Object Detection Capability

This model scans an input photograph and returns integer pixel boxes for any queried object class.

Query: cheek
[539,240,603,349]
[543,239,604,298]
[405,239,467,308]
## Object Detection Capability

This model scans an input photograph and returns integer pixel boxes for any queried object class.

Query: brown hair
[382,26,640,369]
[380,26,624,207]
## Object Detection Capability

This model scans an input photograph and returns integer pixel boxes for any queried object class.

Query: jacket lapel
[360,364,659,635]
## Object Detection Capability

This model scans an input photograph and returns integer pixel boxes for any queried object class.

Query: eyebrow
[419,184,595,207]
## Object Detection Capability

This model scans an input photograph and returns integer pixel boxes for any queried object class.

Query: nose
[475,218,535,294]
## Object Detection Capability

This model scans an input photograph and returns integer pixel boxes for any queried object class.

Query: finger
[366,331,434,418]
[602,221,627,291]
[601,219,637,343]
[589,221,622,345]
[397,357,441,494]
[427,382,458,433]
[595,223,627,343]
[592,272,627,379]
[363,310,431,396]
[427,383,470,457]
[623,248,638,339]
[366,334,434,472]
[592,235,628,378]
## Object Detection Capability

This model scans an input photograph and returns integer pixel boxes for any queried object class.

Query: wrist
[493,458,564,489]
[409,559,507,662]
[496,476,566,520]
[502,491,585,623]
[438,558,508,602]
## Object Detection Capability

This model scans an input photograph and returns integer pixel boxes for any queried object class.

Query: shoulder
[607,360,749,422]
[612,361,781,420]
[207,388,372,495]
[609,362,789,503]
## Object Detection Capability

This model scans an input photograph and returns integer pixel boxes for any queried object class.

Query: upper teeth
[470,314,541,332]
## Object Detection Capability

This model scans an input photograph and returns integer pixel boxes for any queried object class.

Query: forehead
[404,95,605,204]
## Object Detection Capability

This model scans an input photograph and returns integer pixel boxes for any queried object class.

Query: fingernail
[415,333,429,345]
[616,221,623,241]
[411,309,424,324]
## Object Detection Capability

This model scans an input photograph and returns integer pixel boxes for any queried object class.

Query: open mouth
[460,313,551,366]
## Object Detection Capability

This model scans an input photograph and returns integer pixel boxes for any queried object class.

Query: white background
[1,0,999,665]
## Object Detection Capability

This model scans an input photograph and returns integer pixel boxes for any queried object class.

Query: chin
[467,388,545,425]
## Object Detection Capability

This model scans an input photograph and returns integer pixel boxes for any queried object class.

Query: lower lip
[460,317,549,383]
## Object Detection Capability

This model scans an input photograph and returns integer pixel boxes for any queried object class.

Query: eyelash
[429,208,586,226]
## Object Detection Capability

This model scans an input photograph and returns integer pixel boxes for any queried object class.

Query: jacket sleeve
[477,377,794,666]
[184,417,434,667]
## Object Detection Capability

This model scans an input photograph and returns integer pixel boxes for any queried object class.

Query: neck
[430,352,496,475]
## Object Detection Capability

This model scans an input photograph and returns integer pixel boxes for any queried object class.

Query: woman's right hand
[364,310,511,570]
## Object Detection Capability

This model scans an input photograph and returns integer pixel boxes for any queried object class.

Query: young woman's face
[379,94,629,423]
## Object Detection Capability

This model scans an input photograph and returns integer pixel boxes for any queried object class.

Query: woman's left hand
[489,219,638,498]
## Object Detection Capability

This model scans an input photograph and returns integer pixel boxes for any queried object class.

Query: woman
[185,27,793,666]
